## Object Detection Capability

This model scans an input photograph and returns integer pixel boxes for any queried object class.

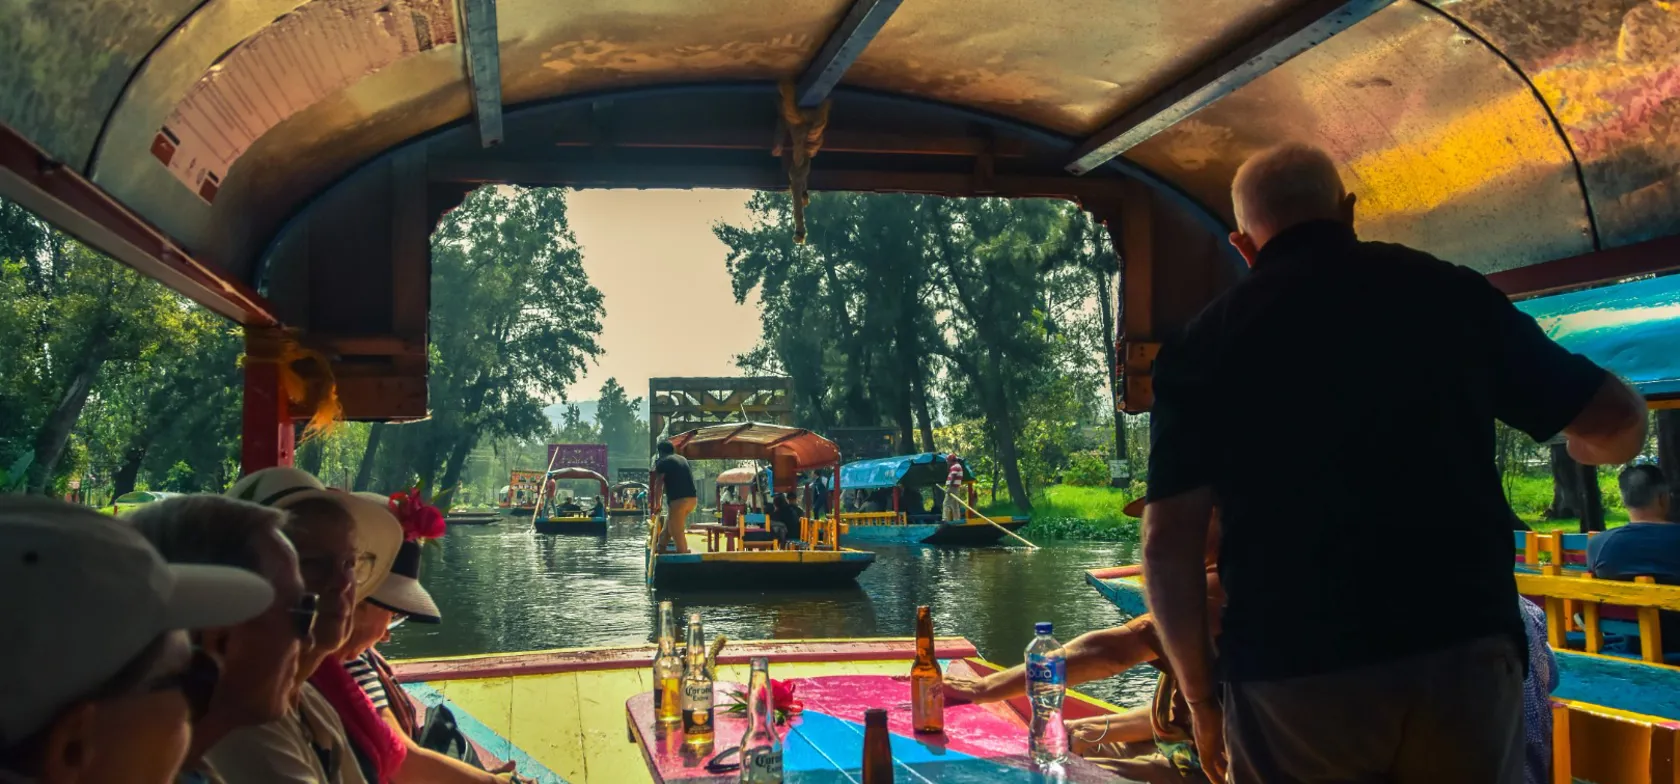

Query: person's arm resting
[1142,487,1218,702]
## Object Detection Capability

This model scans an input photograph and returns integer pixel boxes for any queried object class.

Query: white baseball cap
[0,496,274,745]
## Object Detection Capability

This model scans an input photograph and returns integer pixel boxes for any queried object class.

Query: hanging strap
[777,81,830,244]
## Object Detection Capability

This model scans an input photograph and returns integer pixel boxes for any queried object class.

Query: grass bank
[982,485,1139,541]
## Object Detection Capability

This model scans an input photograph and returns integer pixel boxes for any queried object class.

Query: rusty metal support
[241,327,296,473]
[458,0,504,147]
[0,122,279,326]
[796,0,905,108]
[1066,0,1393,174]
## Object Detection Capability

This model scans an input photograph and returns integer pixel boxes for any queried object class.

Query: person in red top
[942,454,966,522]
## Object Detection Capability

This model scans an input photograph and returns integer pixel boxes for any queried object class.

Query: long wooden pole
[530,445,562,528]
[949,489,1038,550]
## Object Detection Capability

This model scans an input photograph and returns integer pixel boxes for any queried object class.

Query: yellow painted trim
[1553,697,1679,727]
[1514,573,1680,612]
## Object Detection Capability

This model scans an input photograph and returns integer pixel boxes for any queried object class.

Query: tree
[594,377,646,474]
[371,187,604,496]
[554,404,600,444]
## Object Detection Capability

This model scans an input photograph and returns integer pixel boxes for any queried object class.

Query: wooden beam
[1066,0,1393,174]
[549,127,1026,157]
[1513,572,1680,612]
[457,0,504,147]
[429,158,1130,201]
[795,0,905,108]
[1118,181,1157,412]
[335,374,429,421]
[0,123,280,326]
[1490,234,1680,299]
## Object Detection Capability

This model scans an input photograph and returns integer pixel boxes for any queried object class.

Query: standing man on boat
[1140,142,1648,783]
[653,440,698,554]
[942,454,966,522]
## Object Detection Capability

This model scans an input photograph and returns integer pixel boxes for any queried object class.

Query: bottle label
[912,676,944,728]
[682,680,713,734]
[1026,657,1065,684]
[743,747,783,780]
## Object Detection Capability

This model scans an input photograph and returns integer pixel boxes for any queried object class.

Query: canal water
[385,519,1156,706]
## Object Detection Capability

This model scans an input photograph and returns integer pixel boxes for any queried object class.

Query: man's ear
[1229,232,1260,268]
[1340,192,1358,226]
[38,702,97,781]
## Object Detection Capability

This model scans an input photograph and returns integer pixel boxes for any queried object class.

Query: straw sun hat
[226,467,402,603]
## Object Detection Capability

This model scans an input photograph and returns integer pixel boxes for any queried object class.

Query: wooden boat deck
[392,637,1121,784]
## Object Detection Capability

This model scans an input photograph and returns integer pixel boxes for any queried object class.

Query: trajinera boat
[607,480,648,518]
[533,467,609,536]
[836,452,1030,546]
[646,422,875,589]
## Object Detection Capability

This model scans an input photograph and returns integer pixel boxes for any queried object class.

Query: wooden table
[690,524,737,553]
[626,665,1124,783]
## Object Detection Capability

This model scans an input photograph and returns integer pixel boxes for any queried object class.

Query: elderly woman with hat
[315,491,530,784]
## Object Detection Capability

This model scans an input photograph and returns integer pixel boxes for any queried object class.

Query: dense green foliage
[717,193,1119,510]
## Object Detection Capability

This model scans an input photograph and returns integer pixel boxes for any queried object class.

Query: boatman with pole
[653,440,698,554]
[942,453,965,522]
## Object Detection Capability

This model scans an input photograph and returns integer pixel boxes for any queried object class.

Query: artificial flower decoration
[389,487,447,541]
[725,678,804,724]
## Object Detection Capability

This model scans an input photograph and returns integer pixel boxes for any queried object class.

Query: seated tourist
[767,493,803,543]
[1520,596,1559,784]
[128,496,316,784]
[326,495,531,783]
[1589,463,1680,653]
[0,496,271,784]
[590,496,606,519]
[208,467,402,784]
[946,501,1222,782]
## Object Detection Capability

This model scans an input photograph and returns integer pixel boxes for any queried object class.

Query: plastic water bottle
[1025,621,1068,766]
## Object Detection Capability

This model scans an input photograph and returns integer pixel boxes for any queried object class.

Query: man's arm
[1141,486,1218,703]
[1563,375,1646,466]
[944,622,1163,703]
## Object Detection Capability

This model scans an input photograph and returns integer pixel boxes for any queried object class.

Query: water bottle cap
[1035,622,1053,635]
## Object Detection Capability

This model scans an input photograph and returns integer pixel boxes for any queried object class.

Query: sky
[562,190,764,404]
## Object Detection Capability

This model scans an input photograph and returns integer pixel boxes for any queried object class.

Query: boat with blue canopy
[837,452,1030,546]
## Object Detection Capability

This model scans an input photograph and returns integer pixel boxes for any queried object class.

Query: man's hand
[942,674,989,704]
[1188,698,1228,783]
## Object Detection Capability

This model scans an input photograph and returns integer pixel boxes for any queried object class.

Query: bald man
[1140,143,1646,783]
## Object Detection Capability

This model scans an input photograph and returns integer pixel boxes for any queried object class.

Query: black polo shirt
[1147,220,1605,682]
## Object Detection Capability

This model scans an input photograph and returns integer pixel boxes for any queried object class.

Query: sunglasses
[290,593,320,641]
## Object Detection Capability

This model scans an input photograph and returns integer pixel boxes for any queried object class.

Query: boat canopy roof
[715,465,764,486]
[545,467,609,496]
[6,0,1680,420]
[670,423,839,492]
[611,481,648,491]
[841,453,973,491]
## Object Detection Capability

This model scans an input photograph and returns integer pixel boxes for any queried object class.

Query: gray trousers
[1225,635,1524,784]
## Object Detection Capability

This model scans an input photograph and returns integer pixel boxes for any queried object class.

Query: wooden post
[1550,701,1571,784]
[1581,573,1602,654]
[240,327,295,474]
[1651,720,1677,784]
[1637,575,1664,663]
[1525,532,1541,568]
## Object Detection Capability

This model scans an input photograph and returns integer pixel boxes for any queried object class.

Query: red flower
[389,488,447,541]
[770,680,803,715]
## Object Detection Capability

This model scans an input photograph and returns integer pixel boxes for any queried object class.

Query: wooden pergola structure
[1,0,1677,471]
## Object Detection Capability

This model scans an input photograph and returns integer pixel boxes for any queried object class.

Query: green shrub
[1064,451,1110,487]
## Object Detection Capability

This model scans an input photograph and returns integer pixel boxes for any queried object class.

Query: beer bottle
[653,601,682,725]
[682,612,714,747]
[861,708,893,784]
[910,605,944,734]
[738,657,783,783]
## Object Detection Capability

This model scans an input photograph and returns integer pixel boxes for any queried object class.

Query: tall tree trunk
[1095,265,1124,466]
[436,437,477,505]
[297,438,325,476]
[112,441,149,498]
[1658,410,1680,499]
[911,369,936,452]
[1548,443,1584,520]
[26,334,111,494]
[1578,462,1605,533]
[353,423,386,491]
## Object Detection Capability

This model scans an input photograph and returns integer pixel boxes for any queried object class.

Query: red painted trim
[392,637,980,683]
[1087,565,1142,580]
[0,123,280,326]
[240,348,294,473]
[1488,234,1680,299]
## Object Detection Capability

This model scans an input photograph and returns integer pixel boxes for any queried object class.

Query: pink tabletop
[625,662,1124,783]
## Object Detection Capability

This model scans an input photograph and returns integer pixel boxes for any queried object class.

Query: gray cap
[0,496,274,745]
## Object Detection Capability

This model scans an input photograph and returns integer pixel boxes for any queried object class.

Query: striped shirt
[946,462,963,485]
[345,652,389,711]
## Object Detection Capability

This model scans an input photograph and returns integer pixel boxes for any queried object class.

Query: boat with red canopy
[648,422,874,589]
[534,466,609,536]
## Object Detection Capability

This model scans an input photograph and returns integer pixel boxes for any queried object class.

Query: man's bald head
[1229,143,1355,264]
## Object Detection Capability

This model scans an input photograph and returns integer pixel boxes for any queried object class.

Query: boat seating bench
[1515,570,1680,665]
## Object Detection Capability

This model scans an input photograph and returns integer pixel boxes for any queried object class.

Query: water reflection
[386,521,1154,706]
